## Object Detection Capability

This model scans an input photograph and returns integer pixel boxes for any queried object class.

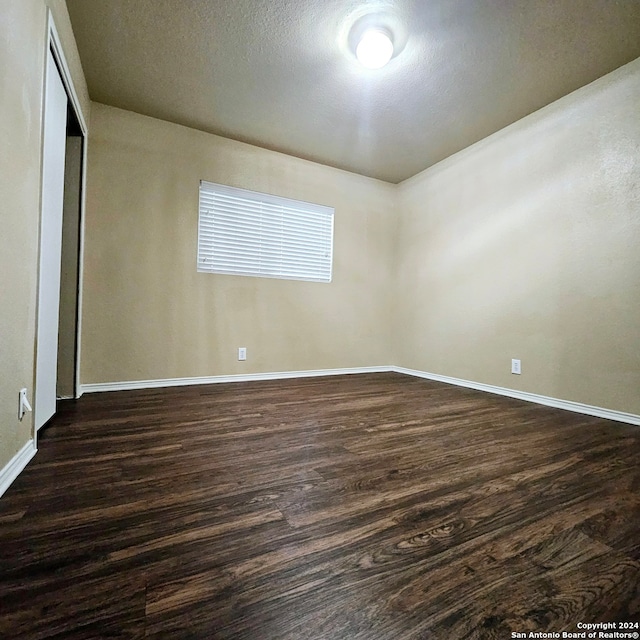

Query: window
[197,181,334,283]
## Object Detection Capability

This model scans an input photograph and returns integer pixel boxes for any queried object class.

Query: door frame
[34,12,88,443]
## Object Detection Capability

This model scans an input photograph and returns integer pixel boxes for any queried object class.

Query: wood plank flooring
[0,372,638,639]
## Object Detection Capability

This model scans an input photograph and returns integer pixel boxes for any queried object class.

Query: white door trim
[35,49,67,431]
[46,14,89,407]
[33,12,89,445]
[47,16,87,136]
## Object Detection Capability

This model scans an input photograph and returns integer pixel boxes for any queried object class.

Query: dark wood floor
[0,373,638,639]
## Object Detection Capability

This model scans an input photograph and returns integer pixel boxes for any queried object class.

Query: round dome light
[356,28,394,69]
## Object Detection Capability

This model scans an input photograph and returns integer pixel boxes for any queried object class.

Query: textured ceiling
[66,0,640,183]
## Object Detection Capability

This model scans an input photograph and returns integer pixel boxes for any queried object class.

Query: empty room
[1,0,639,638]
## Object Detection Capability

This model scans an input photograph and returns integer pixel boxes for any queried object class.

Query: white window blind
[198,181,334,283]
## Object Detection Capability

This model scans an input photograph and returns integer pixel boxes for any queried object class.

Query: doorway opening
[56,106,84,400]
[35,16,88,435]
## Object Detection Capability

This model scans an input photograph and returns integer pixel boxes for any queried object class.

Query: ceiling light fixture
[356,28,394,69]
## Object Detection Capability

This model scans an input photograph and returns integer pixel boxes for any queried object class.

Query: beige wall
[2,2,637,483]
[396,57,640,415]
[80,103,396,384]
[0,0,89,471]
[83,59,640,416]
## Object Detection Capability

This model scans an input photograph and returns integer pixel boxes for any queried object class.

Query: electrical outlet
[238,347,247,361]
[511,359,521,375]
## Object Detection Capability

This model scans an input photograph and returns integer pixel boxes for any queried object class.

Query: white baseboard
[78,364,639,426]
[393,366,640,426]
[79,366,393,394]
[0,440,37,499]
[4,367,635,499]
